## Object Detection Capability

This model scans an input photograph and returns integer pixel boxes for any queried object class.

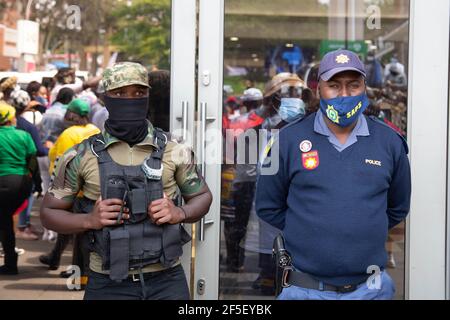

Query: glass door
[203,0,412,300]
[169,0,198,298]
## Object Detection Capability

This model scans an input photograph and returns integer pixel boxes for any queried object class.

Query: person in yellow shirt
[49,99,100,175]
[40,98,100,276]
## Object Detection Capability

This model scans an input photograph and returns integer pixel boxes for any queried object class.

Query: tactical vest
[78,128,191,281]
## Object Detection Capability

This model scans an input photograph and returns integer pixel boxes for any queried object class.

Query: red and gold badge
[302,150,319,170]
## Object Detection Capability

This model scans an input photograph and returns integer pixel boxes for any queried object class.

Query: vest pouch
[127,223,145,258]
[108,228,130,281]
[105,176,127,200]
[160,224,184,266]
[142,220,163,253]
[128,188,148,223]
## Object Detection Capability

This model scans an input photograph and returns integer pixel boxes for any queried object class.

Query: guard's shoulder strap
[141,127,168,175]
[88,133,106,154]
[152,127,169,156]
[89,132,105,146]
[88,132,115,161]
[88,133,113,198]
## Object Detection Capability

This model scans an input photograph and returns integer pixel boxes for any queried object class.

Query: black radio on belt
[273,233,292,296]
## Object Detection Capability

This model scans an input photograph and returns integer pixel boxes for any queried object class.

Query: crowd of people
[0,66,173,278]
[0,68,103,275]
[0,50,410,300]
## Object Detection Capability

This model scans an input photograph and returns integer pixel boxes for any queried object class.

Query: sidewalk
[0,197,405,300]
[0,198,84,300]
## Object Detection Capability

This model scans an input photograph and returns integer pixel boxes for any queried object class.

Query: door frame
[406,0,450,300]
[170,0,198,296]
[191,0,224,300]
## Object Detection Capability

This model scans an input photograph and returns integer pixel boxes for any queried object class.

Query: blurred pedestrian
[0,77,20,102]
[40,98,100,274]
[50,68,101,104]
[9,90,49,241]
[26,81,49,112]
[0,101,37,275]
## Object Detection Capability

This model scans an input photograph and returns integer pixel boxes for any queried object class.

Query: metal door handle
[198,102,215,241]
[176,101,188,141]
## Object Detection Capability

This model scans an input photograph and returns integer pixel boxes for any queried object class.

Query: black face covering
[104,95,149,146]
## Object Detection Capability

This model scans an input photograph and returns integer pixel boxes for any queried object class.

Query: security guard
[41,62,212,300]
[255,49,411,300]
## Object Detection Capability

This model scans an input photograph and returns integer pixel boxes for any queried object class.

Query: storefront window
[220,0,410,300]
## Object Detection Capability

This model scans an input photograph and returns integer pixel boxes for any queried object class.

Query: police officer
[255,49,411,300]
[41,62,212,300]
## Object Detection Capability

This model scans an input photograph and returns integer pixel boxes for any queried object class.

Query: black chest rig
[81,128,191,281]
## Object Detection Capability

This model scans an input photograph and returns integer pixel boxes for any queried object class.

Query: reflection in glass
[220,0,409,300]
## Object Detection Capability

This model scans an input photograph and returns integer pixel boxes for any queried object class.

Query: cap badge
[336,54,350,64]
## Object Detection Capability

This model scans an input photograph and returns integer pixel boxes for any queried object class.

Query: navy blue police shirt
[255,112,411,286]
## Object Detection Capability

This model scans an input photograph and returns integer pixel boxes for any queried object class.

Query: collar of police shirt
[314,112,370,152]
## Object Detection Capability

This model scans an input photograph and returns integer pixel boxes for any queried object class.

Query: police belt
[97,265,178,283]
[283,267,367,293]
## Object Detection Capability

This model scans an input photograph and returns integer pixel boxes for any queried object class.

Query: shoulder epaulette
[367,115,409,154]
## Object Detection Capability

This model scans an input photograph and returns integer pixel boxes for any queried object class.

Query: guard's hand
[86,197,130,230]
[148,193,184,225]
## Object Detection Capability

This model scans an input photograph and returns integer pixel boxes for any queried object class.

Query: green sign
[320,40,368,58]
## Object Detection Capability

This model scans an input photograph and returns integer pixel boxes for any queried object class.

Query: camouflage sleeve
[47,142,87,202]
[173,143,206,196]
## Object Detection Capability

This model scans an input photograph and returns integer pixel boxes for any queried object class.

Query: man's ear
[302,88,314,104]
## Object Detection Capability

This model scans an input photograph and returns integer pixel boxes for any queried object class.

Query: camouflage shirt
[47,122,205,274]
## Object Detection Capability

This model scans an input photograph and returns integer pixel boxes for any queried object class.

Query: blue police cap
[318,49,366,81]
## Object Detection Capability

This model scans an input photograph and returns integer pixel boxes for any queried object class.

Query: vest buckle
[142,161,163,180]
[131,273,141,282]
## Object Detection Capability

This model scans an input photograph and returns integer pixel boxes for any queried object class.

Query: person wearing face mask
[242,73,310,295]
[384,65,407,90]
[260,72,310,131]
[384,55,405,81]
[255,49,411,300]
[40,62,212,300]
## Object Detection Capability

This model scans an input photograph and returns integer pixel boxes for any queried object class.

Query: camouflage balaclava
[101,62,151,145]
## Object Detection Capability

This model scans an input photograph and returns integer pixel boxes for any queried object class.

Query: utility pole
[25,0,34,20]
